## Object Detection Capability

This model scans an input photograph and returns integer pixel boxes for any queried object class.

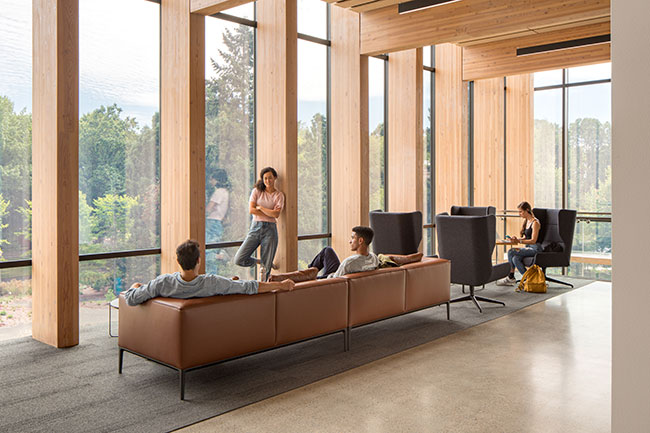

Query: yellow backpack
[517,265,547,293]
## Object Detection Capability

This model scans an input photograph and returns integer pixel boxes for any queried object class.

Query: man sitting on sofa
[309,226,380,279]
[122,239,294,306]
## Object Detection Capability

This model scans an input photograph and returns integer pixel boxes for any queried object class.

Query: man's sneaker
[496,276,517,286]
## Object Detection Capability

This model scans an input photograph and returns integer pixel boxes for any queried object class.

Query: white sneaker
[496,276,517,286]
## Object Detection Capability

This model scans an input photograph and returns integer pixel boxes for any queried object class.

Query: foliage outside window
[369,56,386,212]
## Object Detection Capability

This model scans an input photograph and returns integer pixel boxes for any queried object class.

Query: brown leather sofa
[118,257,450,399]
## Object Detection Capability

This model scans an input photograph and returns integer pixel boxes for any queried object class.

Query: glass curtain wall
[78,0,161,308]
[0,0,33,330]
[205,5,256,279]
[369,56,387,212]
[297,0,330,269]
[533,63,611,280]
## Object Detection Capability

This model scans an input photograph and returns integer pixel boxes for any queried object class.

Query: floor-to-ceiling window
[369,55,387,212]
[534,63,611,280]
[423,46,435,255]
[78,0,161,318]
[205,4,256,279]
[297,0,330,268]
[0,0,33,332]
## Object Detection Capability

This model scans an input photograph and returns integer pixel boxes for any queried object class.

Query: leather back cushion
[269,267,318,283]
[276,278,348,345]
[403,258,450,311]
[345,267,406,327]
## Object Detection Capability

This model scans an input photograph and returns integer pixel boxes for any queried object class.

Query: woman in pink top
[234,167,285,281]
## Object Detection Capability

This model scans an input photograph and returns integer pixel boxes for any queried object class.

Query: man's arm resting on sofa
[258,279,295,293]
[122,280,161,306]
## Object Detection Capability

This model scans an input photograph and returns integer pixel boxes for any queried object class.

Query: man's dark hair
[176,240,200,270]
[352,226,374,245]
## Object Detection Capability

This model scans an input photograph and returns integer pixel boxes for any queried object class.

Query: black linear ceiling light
[398,0,462,14]
[516,34,611,56]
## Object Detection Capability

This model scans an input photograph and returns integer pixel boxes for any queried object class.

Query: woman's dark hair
[352,226,374,246]
[254,167,278,192]
[176,239,200,271]
[210,169,230,188]
[518,201,534,237]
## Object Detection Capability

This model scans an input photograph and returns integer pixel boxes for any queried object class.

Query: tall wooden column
[32,0,79,348]
[160,0,205,273]
[387,49,423,213]
[435,43,468,215]
[330,7,369,257]
[256,0,298,272]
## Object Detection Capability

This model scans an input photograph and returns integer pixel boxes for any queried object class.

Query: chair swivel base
[545,275,574,288]
[450,285,505,313]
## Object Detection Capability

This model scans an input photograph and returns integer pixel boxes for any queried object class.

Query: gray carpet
[0,278,592,433]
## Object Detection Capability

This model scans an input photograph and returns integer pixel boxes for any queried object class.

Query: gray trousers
[234,221,278,281]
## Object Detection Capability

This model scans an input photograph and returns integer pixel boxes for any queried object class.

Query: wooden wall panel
[388,49,423,214]
[256,0,298,272]
[435,44,468,216]
[505,74,534,242]
[331,7,369,257]
[32,0,79,347]
[161,1,206,273]
[463,21,611,81]
[473,77,505,211]
[360,0,610,55]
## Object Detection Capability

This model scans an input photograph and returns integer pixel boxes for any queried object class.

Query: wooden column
[505,74,534,237]
[387,49,423,214]
[160,0,205,273]
[257,0,298,272]
[330,7,369,257]
[435,43,468,215]
[473,77,505,209]
[32,0,79,347]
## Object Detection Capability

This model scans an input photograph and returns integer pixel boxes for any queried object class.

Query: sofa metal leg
[446,302,450,320]
[119,348,124,374]
[180,370,186,401]
[343,327,350,352]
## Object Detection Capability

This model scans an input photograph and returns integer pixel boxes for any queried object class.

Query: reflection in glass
[298,0,327,39]
[79,0,160,255]
[0,0,32,261]
[207,246,256,280]
[534,69,563,88]
[298,238,329,271]
[533,89,562,209]
[369,57,386,211]
[298,39,328,236]
[205,16,255,252]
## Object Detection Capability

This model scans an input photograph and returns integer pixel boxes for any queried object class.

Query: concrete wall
[612,1,650,430]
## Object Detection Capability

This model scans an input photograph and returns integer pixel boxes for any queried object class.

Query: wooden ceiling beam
[462,21,611,81]
[359,0,610,56]
[190,0,252,15]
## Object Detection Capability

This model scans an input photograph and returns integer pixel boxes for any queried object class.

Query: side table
[108,298,119,337]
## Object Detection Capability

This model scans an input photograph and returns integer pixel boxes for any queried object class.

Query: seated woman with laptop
[497,201,541,286]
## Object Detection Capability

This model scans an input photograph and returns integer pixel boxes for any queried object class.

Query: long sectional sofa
[118,257,450,399]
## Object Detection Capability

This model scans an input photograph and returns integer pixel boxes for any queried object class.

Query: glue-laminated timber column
[330,7,369,257]
[32,0,79,348]
[256,0,298,272]
[160,0,205,273]
[387,49,423,214]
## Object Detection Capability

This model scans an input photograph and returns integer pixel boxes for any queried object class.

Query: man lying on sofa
[122,239,295,306]
[308,226,380,279]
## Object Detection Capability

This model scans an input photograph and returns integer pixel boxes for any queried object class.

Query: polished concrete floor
[179,282,611,433]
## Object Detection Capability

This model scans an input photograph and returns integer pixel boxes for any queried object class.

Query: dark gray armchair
[369,210,422,255]
[450,206,496,216]
[522,208,577,288]
[435,213,510,312]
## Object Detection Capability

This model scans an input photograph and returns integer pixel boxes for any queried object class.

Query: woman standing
[497,201,542,286]
[234,167,285,281]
